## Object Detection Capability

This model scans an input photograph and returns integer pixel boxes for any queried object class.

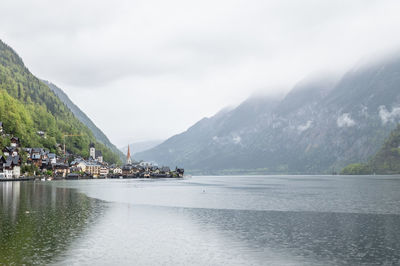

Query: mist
[1,0,400,146]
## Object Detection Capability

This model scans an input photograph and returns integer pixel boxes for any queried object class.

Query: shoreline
[0,177,35,182]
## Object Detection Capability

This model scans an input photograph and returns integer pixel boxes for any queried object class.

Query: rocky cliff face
[137,55,400,174]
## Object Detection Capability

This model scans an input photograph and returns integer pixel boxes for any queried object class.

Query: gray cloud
[337,113,356,128]
[379,106,400,124]
[1,0,400,146]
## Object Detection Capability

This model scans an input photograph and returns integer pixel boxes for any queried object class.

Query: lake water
[1,175,400,265]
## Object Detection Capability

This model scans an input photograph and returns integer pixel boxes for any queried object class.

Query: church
[89,143,103,163]
[126,145,132,165]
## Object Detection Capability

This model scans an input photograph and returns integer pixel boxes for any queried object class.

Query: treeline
[341,124,400,175]
[0,40,120,164]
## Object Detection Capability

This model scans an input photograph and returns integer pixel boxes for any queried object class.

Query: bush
[341,163,372,175]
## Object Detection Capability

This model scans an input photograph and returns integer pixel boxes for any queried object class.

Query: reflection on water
[0,181,104,265]
[1,176,400,265]
[54,205,400,265]
[187,208,400,265]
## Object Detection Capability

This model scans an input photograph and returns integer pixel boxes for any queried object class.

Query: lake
[1,175,400,265]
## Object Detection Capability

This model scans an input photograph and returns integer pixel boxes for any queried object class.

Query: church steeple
[126,145,132,164]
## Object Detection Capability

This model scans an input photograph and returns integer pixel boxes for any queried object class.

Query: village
[0,122,184,180]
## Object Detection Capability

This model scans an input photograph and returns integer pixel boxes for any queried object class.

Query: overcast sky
[1,0,400,147]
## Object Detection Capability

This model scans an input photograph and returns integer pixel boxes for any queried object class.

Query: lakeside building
[3,155,21,178]
[100,166,109,177]
[0,123,110,179]
[113,167,122,175]
[70,157,103,178]
[53,163,70,178]
[0,122,184,179]
[116,144,184,178]
[95,150,103,163]
[84,161,101,177]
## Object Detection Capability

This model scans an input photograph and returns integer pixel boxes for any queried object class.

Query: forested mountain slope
[43,81,124,161]
[342,124,400,175]
[0,39,120,163]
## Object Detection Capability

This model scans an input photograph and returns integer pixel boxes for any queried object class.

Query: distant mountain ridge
[43,81,124,161]
[120,140,163,156]
[137,54,400,174]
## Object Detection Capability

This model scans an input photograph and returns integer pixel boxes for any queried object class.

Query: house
[76,161,87,172]
[113,167,122,175]
[37,131,46,138]
[2,147,13,157]
[85,161,101,177]
[10,137,20,148]
[41,158,51,170]
[99,167,109,177]
[70,158,88,172]
[11,156,21,178]
[122,165,134,176]
[2,146,17,157]
[53,163,70,178]
[95,150,103,163]
[69,166,81,174]
[140,161,155,168]
[41,149,50,160]
[30,148,43,167]
[3,161,13,178]
[160,166,171,174]
[4,156,21,178]
[48,153,57,165]
[176,167,185,177]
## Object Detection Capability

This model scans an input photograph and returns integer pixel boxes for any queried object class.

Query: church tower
[89,143,95,159]
[126,145,132,164]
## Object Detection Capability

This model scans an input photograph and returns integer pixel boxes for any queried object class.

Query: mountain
[137,55,400,174]
[0,39,121,163]
[120,140,164,156]
[368,124,400,174]
[342,124,400,175]
[43,81,124,161]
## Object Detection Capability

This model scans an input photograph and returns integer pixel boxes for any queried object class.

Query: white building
[13,166,20,178]
[89,143,96,159]
[95,150,103,163]
[4,169,13,179]
[113,167,122,175]
[100,167,109,177]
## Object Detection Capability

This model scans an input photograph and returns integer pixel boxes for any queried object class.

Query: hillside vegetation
[0,40,120,163]
[342,124,400,175]
[43,80,125,161]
